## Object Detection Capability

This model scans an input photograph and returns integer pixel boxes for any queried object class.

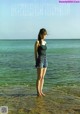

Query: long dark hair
[38,28,47,45]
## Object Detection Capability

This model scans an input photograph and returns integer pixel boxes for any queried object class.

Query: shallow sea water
[0,39,80,114]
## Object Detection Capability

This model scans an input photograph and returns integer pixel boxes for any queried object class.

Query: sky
[0,0,80,39]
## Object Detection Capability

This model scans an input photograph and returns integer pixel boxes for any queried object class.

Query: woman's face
[44,34,47,39]
[42,34,47,40]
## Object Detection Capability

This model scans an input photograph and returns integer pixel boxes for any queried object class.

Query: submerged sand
[0,85,80,114]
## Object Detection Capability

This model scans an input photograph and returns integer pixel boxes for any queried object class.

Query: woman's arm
[34,40,39,61]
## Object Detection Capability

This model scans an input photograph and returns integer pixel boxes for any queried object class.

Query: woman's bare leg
[36,68,43,96]
[40,68,47,96]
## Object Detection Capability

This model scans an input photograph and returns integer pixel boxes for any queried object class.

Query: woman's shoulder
[35,40,40,46]
[36,40,39,43]
[35,40,46,45]
[35,40,39,44]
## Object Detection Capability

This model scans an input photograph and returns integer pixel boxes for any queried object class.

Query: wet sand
[0,85,80,114]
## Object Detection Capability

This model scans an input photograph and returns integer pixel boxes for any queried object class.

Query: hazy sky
[0,0,80,39]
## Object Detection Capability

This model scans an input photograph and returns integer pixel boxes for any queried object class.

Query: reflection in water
[33,97,47,114]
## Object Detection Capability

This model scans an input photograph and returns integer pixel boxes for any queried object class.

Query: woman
[34,28,48,97]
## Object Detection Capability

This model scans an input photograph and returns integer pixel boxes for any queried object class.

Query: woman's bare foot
[37,92,42,97]
[41,92,46,96]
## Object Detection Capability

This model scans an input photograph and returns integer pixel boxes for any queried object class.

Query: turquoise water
[0,39,80,88]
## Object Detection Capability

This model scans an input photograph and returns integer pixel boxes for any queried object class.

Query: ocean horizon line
[0,38,80,40]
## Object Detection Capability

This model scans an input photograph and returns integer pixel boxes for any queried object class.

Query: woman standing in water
[34,28,48,97]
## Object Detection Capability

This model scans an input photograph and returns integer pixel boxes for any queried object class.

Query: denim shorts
[36,55,48,68]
